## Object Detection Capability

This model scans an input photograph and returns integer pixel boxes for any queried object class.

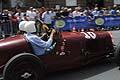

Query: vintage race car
[0,30,114,80]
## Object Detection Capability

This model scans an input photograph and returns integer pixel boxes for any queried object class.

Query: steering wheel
[35,19,60,42]
[44,29,59,53]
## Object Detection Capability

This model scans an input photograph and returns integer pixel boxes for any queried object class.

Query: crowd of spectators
[0,4,120,38]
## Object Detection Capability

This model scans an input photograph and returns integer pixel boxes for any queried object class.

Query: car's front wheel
[115,43,120,68]
[3,53,45,80]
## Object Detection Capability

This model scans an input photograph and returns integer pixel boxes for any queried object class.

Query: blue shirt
[24,33,53,55]
[109,9,117,15]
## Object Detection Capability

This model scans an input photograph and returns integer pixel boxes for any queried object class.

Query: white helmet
[19,21,28,31]
[24,21,36,33]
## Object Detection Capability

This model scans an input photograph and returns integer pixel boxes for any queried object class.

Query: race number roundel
[55,20,65,28]
[95,18,104,25]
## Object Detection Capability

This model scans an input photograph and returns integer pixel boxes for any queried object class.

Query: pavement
[46,61,119,80]
[84,67,120,80]
[111,30,120,46]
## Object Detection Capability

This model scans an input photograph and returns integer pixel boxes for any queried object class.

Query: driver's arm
[28,29,56,48]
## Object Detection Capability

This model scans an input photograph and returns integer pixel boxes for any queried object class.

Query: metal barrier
[0,20,19,39]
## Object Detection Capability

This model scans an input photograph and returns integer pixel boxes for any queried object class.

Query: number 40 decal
[81,32,96,39]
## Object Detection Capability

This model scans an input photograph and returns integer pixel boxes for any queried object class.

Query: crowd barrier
[1,15,120,38]
[0,20,19,38]
[51,15,120,31]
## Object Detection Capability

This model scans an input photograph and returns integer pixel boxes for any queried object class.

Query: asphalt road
[111,30,120,46]
[46,30,120,80]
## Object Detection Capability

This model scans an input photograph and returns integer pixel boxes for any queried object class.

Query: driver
[23,21,56,55]
[17,21,28,34]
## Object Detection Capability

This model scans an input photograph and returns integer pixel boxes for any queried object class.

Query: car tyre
[115,43,120,67]
[3,53,45,80]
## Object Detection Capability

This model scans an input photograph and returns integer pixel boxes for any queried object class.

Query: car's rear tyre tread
[115,43,120,66]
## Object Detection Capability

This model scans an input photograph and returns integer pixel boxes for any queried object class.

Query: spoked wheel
[3,53,45,80]
[11,61,41,80]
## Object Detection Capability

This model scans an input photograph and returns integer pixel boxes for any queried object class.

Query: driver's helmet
[24,21,36,33]
[19,21,28,31]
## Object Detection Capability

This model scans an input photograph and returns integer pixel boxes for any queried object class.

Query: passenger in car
[35,19,49,36]
[23,21,56,55]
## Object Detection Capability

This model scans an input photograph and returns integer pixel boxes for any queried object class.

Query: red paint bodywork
[0,31,114,74]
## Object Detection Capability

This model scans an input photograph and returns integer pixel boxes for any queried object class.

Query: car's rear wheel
[3,53,45,80]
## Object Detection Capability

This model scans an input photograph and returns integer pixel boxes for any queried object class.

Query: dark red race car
[0,30,114,80]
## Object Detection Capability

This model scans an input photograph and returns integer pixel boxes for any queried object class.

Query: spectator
[49,8,56,19]
[55,9,62,18]
[109,5,117,16]
[72,7,81,17]
[83,7,92,16]
[0,9,12,38]
[14,8,25,22]
[67,8,73,17]
[83,7,93,21]
[38,7,46,19]
[91,7,100,16]
[102,8,110,16]
[26,7,37,21]
[42,8,54,28]
[11,8,25,34]
[11,14,19,34]
[60,7,69,17]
